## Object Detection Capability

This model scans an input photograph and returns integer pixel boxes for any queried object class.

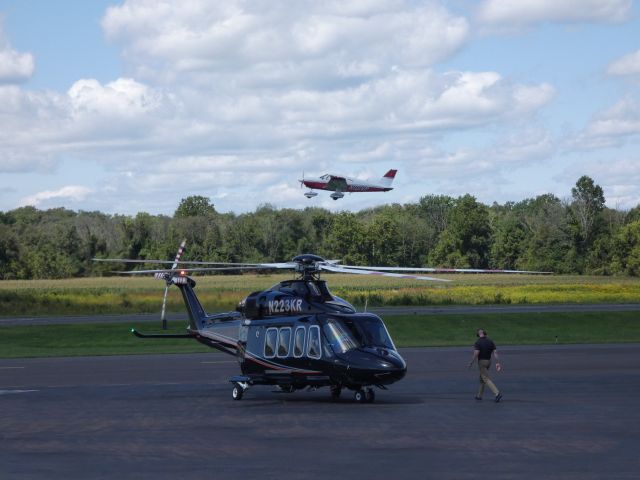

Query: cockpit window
[323,318,359,354]
[323,315,395,353]
[357,316,395,350]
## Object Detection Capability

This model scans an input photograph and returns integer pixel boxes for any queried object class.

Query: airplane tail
[379,169,397,188]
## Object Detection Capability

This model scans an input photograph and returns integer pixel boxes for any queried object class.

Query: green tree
[326,212,367,265]
[519,194,574,273]
[174,196,216,218]
[611,220,640,276]
[429,195,491,268]
[570,175,605,247]
[490,211,527,270]
[365,209,401,265]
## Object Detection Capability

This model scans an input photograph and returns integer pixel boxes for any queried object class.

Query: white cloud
[571,97,640,150]
[0,1,562,214]
[0,20,34,84]
[410,127,555,181]
[477,0,632,28]
[20,185,92,208]
[67,78,168,117]
[102,0,469,86]
[607,49,640,78]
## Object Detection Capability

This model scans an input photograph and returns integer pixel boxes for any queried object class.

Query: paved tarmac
[1,345,639,479]
[2,303,640,326]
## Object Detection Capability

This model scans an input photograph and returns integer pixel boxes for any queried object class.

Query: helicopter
[95,246,549,403]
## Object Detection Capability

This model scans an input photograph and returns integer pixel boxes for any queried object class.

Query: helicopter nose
[375,353,407,383]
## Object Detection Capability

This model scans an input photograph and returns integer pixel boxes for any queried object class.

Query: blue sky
[0,0,639,215]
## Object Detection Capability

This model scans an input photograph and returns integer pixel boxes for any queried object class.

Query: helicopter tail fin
[156,273,207,331]
[151,273,240,356]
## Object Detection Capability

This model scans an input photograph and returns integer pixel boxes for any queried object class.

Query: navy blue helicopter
[96,246,546,402]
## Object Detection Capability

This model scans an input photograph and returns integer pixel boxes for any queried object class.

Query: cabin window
[293,326,306,358]
[265,328,278,358]
[277,327,291,358]
[307,325,321,359]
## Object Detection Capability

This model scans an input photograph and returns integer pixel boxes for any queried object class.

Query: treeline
[1,176,639,280]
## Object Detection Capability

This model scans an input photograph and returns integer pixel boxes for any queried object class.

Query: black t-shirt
[474,337,496,360]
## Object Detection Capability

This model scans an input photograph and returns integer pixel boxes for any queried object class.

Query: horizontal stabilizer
[131,328,194,339]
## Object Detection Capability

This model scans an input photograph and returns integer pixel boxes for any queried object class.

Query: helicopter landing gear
[365,388,376,403]
[354,387,376,403]
[232,382,248,400]
[330,385,342,400]
[277,385,295,393]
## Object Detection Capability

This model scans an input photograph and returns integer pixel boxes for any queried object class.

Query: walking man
[468,328,503,402]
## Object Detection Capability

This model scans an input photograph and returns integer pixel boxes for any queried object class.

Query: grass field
[1,311,639,358]
[2,273,640,317]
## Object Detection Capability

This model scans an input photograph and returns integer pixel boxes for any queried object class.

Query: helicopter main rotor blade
[319,263,450,282]
[338,265,552,275]
[113,266,282,274]
[93,258,267,266]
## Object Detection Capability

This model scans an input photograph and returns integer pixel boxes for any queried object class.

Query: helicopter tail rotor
[160,239,187,330]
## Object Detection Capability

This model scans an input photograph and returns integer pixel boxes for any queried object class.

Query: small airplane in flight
[300,169,397,200]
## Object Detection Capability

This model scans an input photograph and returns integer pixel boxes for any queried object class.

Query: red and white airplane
[299,169,398,200]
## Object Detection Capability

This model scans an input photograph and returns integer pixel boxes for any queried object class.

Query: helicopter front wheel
[232,382,244,400]
[354,388,375,403]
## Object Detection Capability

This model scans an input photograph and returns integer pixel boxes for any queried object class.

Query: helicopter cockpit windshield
[323,315,395,354]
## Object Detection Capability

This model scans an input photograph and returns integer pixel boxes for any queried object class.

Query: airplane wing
[326,176,348,191]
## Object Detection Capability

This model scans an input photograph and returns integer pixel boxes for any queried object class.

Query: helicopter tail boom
[157,273,241,356]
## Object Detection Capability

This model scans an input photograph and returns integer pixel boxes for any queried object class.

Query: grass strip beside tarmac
[1,311,639,358]
[3,274,640,317]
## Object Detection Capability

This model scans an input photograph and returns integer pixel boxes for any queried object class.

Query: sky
[0,0,639,216]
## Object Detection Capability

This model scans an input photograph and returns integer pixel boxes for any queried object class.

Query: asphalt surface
[3,303,640,326]
[2,345,639,479]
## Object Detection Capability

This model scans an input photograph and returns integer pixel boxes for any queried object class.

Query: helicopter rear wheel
[232,382,244,400]
[330,385,342,400]
[365,388,376,403]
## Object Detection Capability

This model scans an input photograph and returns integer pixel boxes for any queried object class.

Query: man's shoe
[495,393,503,403]
[474,396,482,401]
